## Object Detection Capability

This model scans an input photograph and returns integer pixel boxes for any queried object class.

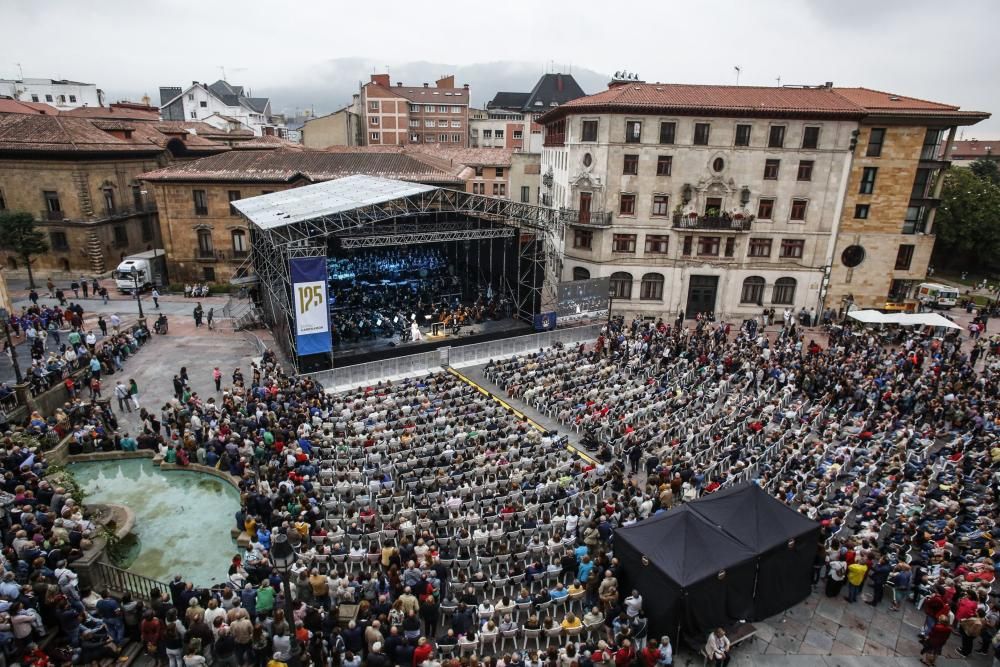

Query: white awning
[848,310,962,330]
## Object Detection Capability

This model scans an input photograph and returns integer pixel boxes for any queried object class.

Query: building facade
[0,78,104,110]
[359,74,470,147]
[825,89,986,309]
[159,80,287,138]
[480,73,587,153]
[141,148,464,283]
[301,108,361,148]
[539,80,864,320]
[0,114,183,277]
[539,80,987,319]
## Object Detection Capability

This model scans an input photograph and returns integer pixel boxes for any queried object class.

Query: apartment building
[360,74,470,147]
[0,78,104,110]
[159,80,287,138]
[826,89,987,309]
[538,79,987,319]
[472,73,586,152]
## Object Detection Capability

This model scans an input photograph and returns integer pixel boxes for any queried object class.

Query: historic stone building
[538,79,987,319]
[141,147,464,283]
[0,112,269,280]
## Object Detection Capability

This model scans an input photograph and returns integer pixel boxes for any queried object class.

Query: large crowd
[3,302,1000,667]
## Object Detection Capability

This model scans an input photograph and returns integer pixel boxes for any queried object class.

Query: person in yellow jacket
[846,560,868,603]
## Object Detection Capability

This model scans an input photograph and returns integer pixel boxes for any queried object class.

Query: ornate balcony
[672,213,754,231]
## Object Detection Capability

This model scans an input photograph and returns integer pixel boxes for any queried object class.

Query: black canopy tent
[615,484,820,642]
[614,506,758,640]
[688,483,821,619]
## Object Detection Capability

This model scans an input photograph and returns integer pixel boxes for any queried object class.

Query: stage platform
[331,318,533,366]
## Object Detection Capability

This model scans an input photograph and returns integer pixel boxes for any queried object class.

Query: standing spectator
[920,615,951,666]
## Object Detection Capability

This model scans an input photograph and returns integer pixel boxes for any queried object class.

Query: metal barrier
[309,323,604,392]
[92,561,168,599]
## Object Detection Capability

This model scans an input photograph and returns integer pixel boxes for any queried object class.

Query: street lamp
[129,266,144,320]
[270,533,299,665]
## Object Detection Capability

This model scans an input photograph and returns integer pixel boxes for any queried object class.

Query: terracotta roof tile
[0,113,159,153]
[405,145,513,168]
[830,87,957,111]
[61,105,159,120]
[0,99,58,115]
[539,82,988,124]
[139,148,464,185]
[545,83,863,119]
[944,139,999,159]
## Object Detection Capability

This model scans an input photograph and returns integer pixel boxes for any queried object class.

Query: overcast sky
[3,0,998,135]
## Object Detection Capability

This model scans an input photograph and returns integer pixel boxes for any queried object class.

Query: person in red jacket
[412,636,433,666]
[614,638,636,667]
[640,639,660,667]
[920,615,951,666]
[920,586,948,638]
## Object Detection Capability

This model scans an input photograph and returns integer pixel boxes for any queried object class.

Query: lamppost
[270,534,299,666]
[129,266,144,320]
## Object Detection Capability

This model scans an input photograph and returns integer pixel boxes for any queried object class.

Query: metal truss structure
[340,227,515,249]
[244,183,572,372]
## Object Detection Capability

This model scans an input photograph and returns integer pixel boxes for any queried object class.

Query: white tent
[848,310,962,330]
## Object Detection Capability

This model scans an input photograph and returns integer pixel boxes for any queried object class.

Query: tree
[933,167,1000,272]
[0,211,49,289]
[969,158,1000,186]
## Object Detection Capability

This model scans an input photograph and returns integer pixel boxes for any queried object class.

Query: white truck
[915,282,960,309]
[113,250,168,293]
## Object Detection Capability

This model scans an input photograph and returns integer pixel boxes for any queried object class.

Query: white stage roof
[231,175,438,230]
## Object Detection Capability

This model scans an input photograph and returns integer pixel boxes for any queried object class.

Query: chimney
[824,81,834,89]
[396,82,402,87]
[370,73,390,88]
[192,81,199,85]
[463,84,469,90]
[436,75,455,89]
[423,83,429,88]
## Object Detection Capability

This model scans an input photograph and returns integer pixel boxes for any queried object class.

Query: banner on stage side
[290,257,331,356]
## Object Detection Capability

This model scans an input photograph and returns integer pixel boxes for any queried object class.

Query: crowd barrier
[309,323,603,392]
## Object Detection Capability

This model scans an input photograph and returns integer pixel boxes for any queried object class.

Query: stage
[331,317,533,366]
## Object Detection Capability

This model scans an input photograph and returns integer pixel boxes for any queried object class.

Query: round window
[583,153,593,167]
[712,157,725,172]
[841,245,866,268]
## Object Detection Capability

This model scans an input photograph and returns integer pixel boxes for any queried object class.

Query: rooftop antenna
[15,63,23,79]
[734,65,741,86]
[776,75,781,87]
[219,65,227,81]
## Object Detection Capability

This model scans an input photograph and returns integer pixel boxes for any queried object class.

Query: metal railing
[564,210,612,227]
[93,561,168,600]
[672,214,754,231]
[40,209,65,221]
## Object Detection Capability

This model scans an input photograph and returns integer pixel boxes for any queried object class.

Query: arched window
[610,272,633,299]
[772,277,796,305]
[640,273,664,301]
[197,229,214,259]
[740,276,765,305]
[572,267,590,281]
[231,229,248,257]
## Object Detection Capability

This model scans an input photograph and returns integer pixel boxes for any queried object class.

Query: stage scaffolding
[233,175,574,372]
